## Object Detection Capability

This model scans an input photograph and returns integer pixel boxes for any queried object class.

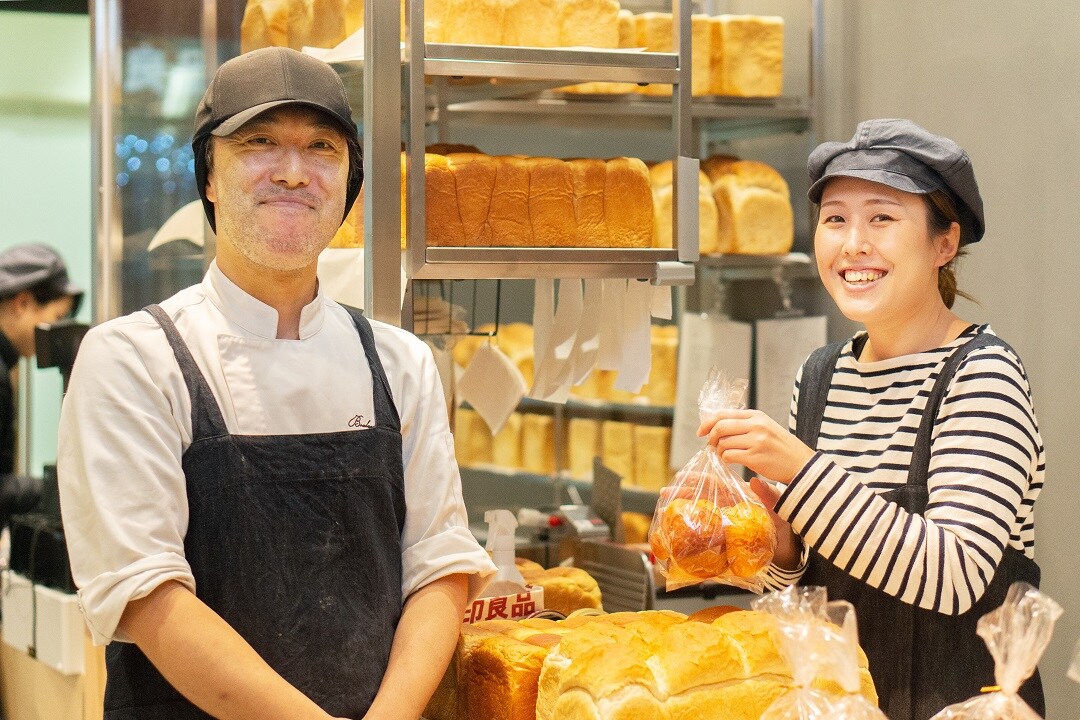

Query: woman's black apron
[102,304,405,720]
[794,332,1042,720]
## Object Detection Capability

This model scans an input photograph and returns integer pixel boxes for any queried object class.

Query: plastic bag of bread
[649,369,775,591]
[929,582,1062,720]
[753,586,886,719]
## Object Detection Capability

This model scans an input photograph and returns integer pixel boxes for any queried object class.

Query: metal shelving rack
[360,0,701,327]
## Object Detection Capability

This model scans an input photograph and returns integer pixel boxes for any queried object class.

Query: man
[0,243,82,525]
[58,48,495,720]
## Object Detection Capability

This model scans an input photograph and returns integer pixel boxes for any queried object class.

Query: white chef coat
[58,261,495,645]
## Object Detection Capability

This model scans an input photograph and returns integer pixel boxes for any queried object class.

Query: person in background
[58,47,494,720]
[697,119,1044,720]
[0,243,82,526]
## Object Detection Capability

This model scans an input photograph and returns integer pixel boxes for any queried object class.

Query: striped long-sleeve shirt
[765,324,1044,615]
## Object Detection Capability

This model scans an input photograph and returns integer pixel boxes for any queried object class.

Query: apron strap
[143,304,229,441]
[339,305,401,433]
[905,329,1011,487]
[794,340,846,446]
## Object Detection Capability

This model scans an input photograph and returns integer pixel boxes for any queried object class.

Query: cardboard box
[1,571,85,675]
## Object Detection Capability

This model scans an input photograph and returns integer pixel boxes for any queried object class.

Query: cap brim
[210,99,354,137]
[807,168,942,204]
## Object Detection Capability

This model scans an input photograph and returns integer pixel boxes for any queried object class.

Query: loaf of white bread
[562,13,783,98]
[648,155,793,256]
[648,160,721,256]
[330,148,654,250]
[515,558,603,616]
[241,0,620,52]
[427,153,654,248]
[701,155,794,255]
[424,607,878,720]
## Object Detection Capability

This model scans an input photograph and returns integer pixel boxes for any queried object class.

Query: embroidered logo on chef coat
[348,414,374,429]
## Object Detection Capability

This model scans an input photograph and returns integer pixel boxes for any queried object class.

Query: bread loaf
[702,157,794,255]
[632,425,671,490]
[620,511,653,545]
[560,9,636,94]
[633,12,714,97]
[444,0,505,45]
[502,0,561,47]
[567,418,602,479]
[454,407,493,466]
[568,159,608,248]
[491,412,524,469]
[521,413,556,474]
[604,157,654,248]
[517,565,603,616]
[535,610,878,720]
[649,161,721,255]
[710,15,784,97]
[644,323,678,405]
[651,496,776,584]
[557,0,619,48]
[425,154,466,247]
[527,158,578,247]
[488,155,534,247]
[601,420,634,485]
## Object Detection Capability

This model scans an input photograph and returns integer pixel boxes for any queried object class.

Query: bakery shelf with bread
[452,320,681,490]
[424,606,879,720]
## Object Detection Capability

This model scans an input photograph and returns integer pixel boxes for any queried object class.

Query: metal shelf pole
[364,0,405,326]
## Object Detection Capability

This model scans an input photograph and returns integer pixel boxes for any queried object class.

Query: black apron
[794,331,1043,720]
[103,304,406,720]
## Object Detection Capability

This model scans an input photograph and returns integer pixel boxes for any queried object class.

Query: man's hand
[363,574,468,720]
[120,581,336,720]
[697,409,815,484]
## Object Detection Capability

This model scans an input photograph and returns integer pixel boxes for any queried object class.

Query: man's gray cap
[807,119,985,244]
[0,243,83,311]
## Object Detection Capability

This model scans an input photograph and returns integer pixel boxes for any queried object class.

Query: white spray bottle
[481,509,528,597]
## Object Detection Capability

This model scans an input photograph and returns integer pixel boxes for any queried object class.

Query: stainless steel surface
[675,156,700,262]
[427,44,678,69]
[90,0,121,324]
[407,0,428,313]
[574,541,655,613]
[364,0,404,325]
[652,261,697,286]
[671,0,692,270]
[697,252,815,282]
[426,248,678,264]
[414,248,681,281]
[426,59,677,84]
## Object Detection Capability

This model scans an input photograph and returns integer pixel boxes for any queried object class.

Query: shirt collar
[203,260,327,340]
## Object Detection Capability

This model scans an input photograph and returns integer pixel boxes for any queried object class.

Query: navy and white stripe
[766,325,1044,615]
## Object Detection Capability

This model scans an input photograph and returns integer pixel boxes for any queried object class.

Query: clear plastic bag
[649,369,776,591]
[929,582,1063,720]
[753,586,887,720]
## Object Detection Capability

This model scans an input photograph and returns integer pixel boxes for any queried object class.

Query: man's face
[205,105,350,273]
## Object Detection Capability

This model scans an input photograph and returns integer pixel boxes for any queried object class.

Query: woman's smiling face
[814,175,958,330]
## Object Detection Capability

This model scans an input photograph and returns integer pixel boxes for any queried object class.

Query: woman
[0,243,82,525]
[698,119,1044,720]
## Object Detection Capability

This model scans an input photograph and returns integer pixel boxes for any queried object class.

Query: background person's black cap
[0,244,83,314]
[807,118,985,244]
[192,47,362,232]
